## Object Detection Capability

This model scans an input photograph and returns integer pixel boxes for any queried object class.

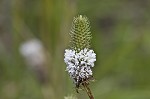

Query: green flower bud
[70,15,92,52]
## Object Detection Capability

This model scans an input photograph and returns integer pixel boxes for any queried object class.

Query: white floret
[64,48,96,83]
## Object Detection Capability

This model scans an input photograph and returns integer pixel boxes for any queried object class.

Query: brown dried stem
[82,82,94,99]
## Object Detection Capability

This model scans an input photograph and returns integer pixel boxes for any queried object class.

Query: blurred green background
[0,0,150,99]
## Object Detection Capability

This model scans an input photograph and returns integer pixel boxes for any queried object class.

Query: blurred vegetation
[0,0,150,99]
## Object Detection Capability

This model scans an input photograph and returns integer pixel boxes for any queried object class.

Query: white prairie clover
[64,15,96,99]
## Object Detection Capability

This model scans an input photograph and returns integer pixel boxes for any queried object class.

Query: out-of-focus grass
[0,0,150,99]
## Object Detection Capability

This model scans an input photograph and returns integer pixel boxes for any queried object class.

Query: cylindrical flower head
[64,15,96,93]
[70,15,92,51]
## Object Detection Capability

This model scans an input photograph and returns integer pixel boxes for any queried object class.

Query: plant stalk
[82,82,94,99]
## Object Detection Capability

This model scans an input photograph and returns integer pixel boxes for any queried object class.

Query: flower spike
[64,15,96,99]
